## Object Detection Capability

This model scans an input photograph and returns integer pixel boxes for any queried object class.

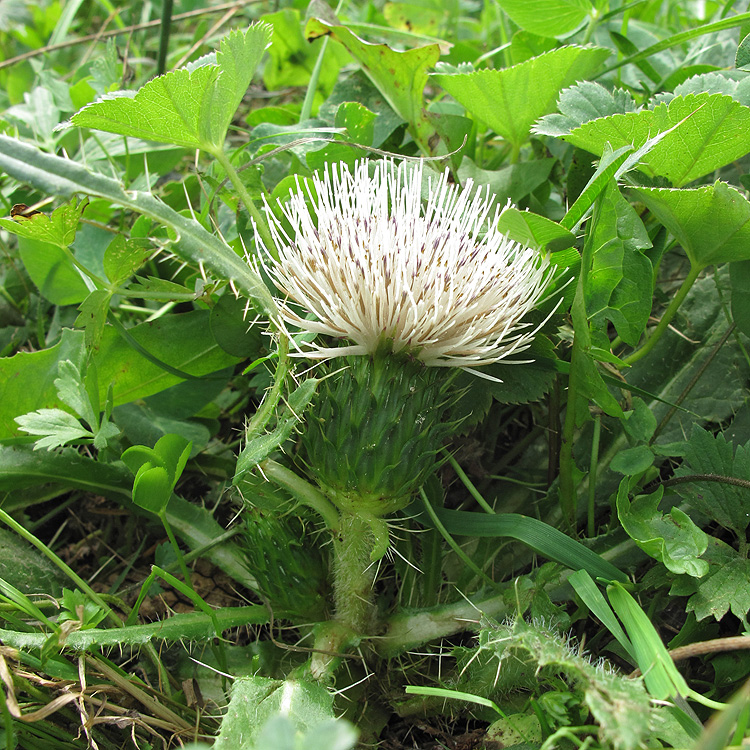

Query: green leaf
[214,677,346,750]
[94,310,241,406]
[15,237,89,306]
[607,582,691,701]
[132,465,171,514]
[0,528,67,596]
[632,182,750,271]
[74,289,111,350]
[616,482,709,577]
[209,294,264,359]
[53,359,95,427]
[673,425,750,537]
[433,45,610,152]
[671,537,750,621]
[534,81,638,137]
[565,93,750,187]
[0,198,86,248]
[334,101,376,146]
[496,207,576,252]
[431,508,627,582]
[71,24,273,152]
[235,378,319,481]
[103,234,152,286]
[610,446,655,475]
[14,409,92,450]
[737,32,750,69]
[568,570,635,664]
[496,0,592,37]
[305,16,440,150]
[586,181,653,346]
[458,158,555,205]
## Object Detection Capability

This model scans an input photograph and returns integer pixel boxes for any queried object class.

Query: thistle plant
[256,159,552,678]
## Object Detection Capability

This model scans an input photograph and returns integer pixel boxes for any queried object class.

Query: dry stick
[172,5,241,69]
[630,636,750,677]
[0,0,263,71]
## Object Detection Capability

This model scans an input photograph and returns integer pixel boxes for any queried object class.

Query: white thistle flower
[260,159,552,369]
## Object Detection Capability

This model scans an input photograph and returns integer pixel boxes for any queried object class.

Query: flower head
[260,159,551,369]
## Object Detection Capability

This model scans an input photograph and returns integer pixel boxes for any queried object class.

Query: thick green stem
[331,512,381,634]
[310,510,386,681]
[623,264,702,366]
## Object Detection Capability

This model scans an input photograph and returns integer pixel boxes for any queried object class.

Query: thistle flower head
[260,159,551,369]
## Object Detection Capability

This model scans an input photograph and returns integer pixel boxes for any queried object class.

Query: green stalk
[212,148,276,255]
[587,415,601,537]
[331,512,380,633]
[310,510,386,681]
[622,264,702,366]
[259,458,339,530]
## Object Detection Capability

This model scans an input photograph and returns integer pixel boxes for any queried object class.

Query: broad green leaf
[0,329,86,440]
[71,24,273,152]
[334,101,376,146]
[586,181,653,346]
[0,198,86,247]
[431,508,627,582]
[670,537,750,621]
[0,313,239,441]
[610,446,655,475]
[496,0,592,38]
[209,294,264,358]
[616,482,709,577]
[433,46,610,152]
[0,528,67,596]
[673,425,750,537]
[94,310,241,406]
[565,93,750,187]
[14,409,92,450]
[631,182,750,270]
[103,234,151,286]
[305,17,440,151]
[622,399,658,443]
[458,157,555,205]
[497,207,575,252]
[534,81,638,137]
[132,465,171,514]
[214,677,343,750]
[452,337,558,427]
[15,237,89,305]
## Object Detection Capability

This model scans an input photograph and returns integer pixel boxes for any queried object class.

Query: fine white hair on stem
[257,159,552,369]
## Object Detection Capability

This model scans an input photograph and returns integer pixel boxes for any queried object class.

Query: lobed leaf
[433,46,610,151]
[71,24,273,152]
[631,182,750,270]
[565,93,750,187]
